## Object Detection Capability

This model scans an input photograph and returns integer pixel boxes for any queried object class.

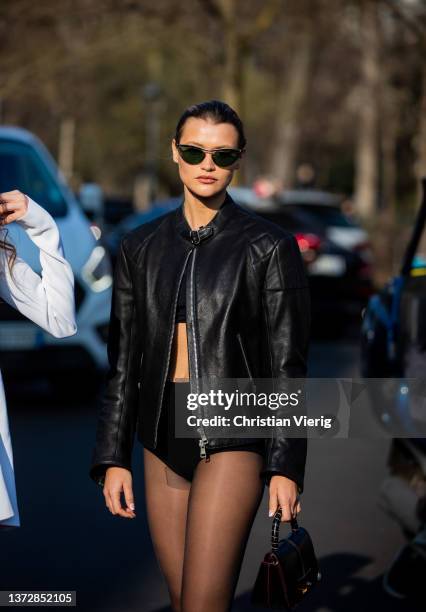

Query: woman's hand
[269,475,301,522]
[103,467,136,519]
[0,190,29,225]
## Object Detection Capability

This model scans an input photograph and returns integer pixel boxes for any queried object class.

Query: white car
[0,126,112,391]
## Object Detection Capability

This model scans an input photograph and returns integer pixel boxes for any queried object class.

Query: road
[0,332,422,611]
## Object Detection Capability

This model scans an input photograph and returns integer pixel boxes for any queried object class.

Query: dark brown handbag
[251,506,321,609]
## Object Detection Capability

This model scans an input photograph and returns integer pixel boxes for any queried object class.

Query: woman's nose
[200,153,216,171]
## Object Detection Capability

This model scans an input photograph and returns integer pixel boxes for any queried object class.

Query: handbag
[251,506,321,610]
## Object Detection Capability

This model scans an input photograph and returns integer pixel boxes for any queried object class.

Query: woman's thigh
[143,448,191,606]
[181,450,265,612]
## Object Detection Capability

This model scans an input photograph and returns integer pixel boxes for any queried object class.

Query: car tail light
[295,233,322,251]
[294,232,322,263]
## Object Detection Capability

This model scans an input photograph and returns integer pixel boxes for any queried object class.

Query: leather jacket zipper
[188,245,210,461]
[154,248,194,447]
[236,332,254,381]
[137,352,144,390]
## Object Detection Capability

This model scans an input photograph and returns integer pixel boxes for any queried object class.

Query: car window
[253,205,320,232]
[0,139,67,217]
[259,211,306,232]
[285,204,356,228]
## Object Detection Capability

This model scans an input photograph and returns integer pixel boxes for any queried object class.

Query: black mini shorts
[145,380,265,482]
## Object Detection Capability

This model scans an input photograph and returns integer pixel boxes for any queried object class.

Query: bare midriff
[168,322,190,382]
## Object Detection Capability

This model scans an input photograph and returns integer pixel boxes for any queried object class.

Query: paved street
[0,335,421,611]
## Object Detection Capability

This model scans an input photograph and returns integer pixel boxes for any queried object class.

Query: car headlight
[82,245,113,292]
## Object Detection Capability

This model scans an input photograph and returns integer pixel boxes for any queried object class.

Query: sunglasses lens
[213,150,240,167]
[178,146,205,165]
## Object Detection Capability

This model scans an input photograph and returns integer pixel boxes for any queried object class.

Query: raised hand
[0,190,29,225]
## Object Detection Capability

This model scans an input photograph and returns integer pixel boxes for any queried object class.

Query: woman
[90,100,310,611]
[0,190,77,529]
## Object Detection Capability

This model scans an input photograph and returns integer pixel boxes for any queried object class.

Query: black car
[228,187,374,326]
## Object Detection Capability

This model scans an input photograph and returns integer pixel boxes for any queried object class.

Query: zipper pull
[191,230,201,245]
[199,436,209,461]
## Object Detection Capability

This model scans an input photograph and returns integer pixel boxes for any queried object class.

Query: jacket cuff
[89,455,133,488]
[262,437,307,494]
[260,468,304,495]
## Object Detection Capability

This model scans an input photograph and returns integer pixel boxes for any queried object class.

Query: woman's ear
[171,139,179,164]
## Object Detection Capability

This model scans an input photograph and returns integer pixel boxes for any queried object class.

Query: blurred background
[0,1,426,611]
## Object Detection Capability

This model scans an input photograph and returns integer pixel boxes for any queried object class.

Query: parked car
[0,126,113,392]
[228,186,374,325]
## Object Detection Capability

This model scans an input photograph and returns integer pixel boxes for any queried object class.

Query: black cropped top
[175,265,187,323]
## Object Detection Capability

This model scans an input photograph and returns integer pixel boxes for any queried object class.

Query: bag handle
[271,506,299,552]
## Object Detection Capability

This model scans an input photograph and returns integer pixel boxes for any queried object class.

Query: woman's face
[172,117,243,198]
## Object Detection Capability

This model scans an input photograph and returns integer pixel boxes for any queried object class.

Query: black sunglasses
[176,144,243,168]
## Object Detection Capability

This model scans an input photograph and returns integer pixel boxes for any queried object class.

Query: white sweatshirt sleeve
[0,196,77,338]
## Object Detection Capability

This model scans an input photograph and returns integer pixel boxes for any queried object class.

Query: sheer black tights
[143,448,265,612]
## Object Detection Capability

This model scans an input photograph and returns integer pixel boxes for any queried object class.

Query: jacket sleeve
[89,237,142,487]
[259,233,311,495]
[0,196,77,338]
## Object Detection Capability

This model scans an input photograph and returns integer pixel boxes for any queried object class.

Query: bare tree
[353,0,381,221]
[198,0,282,112]
[382,0,426,204]
[269,17,314,188]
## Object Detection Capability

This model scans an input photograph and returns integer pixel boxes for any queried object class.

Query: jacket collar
[175,190,237,244]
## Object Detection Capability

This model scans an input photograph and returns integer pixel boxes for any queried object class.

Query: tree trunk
[270,26,313,189]
[222,10,242,111]
[380,57,400,221]
[203,0,280,186]
[354,0,381,221]
[414,63,426,202]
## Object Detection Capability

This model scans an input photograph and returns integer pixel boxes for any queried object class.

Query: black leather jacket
[89,191,311,493]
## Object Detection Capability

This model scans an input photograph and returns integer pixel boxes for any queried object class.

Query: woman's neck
[183,188,227,230]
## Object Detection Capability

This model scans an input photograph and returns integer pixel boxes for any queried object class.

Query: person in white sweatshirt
[0,190,77,529]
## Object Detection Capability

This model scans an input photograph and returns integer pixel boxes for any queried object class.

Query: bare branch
[382,0,425,44]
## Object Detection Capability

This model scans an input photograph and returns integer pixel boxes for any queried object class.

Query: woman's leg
[181,450,265,612]
[143,448,191,612]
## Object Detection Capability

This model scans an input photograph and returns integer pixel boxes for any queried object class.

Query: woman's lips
[196,177,217,184]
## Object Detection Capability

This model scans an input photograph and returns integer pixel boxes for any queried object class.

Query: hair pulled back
[174,100,246,150]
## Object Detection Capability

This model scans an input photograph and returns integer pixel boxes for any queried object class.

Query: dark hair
[174,100,246,150]
[0,228,16,272]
